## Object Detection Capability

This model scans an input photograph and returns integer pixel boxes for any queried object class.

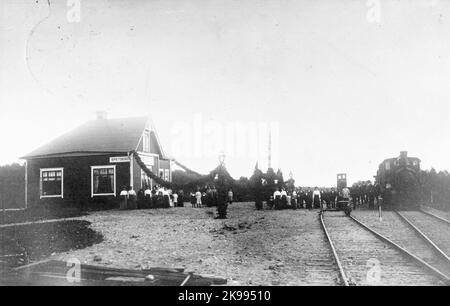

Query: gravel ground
[53,203,340,286]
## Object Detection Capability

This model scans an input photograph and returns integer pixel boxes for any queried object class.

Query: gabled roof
[23,116,157,159]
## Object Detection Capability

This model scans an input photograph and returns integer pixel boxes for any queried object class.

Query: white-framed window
[159,169,164,179]
[164,169,170,181]
[385,161,390,170]
[143,130,150,152]
[40,168,64,198]
[91,165,116,197]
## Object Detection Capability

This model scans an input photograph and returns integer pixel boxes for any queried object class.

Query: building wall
[26,154,131,209]
[136,130,162,156]
[159,159,171,182]
[131,155,172,189]
[150,131,163,156]
[132,154,141,191]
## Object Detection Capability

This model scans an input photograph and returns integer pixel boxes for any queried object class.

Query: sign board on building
[110,156,130,163]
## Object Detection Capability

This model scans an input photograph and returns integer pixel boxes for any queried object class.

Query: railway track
[397,211,450,260]
[419,208,450,226]
[352,210,450,280]
[320,210,450,286]
[319,211,349,286]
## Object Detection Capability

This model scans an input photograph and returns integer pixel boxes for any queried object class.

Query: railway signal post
[379,198,383,222]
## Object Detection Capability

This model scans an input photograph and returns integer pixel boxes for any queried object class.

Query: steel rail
[395,211,450,264]
[419,209,450,226]
[319,211,349,286]
[349,215,450,285]
[12,259,52,271]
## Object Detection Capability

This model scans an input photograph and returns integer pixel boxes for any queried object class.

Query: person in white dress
[195,190,202,208]
[312,187,321,209]
[173,192,178,207]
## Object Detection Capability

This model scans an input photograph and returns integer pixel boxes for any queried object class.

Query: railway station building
[21,113,172,209]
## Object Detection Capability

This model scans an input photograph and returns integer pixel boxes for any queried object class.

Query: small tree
[276,169,285,189]
[264,167,277,200]
[250,164,264,209]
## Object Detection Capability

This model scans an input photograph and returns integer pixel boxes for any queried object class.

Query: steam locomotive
[375,151,421,210]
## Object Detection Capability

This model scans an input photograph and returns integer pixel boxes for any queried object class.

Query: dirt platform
[52,203,339,285]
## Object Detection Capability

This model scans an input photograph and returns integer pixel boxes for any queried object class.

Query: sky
[0,0,449,186]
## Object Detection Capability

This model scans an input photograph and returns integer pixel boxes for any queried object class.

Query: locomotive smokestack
[400,151,408,159]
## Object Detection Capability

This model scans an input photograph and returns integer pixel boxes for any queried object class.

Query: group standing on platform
[189,185,229,208]
[119,182,234,218]
[264,182,380,211]
[119,185,186,210]
[350,181,381,210]
[121,178,382,217]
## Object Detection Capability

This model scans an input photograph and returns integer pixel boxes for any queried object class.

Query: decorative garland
[132,151,174,188]
[131,151,236,190]
[171,159,204,177]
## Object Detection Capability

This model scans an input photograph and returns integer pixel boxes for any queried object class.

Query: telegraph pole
[268,129,272,169]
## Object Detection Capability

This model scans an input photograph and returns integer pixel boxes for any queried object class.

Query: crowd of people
[119,180,382,212]
[118,185,185,210]
[263,181,382,211]
[120,177,444,214]
[266,187,339,210]
[188,186,219,208]
[119,184,234,218]
[349,181,382,209]
[188,186,234,219]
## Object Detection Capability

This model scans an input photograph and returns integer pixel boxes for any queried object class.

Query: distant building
[21,113,171,209]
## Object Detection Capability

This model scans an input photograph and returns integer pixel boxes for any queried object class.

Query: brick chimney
[96,111,107,120]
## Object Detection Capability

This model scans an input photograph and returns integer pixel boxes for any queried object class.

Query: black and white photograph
[1,0,450,291]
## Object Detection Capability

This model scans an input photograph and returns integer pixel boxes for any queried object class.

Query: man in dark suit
[367,182,375,209]
[329,188,337,209]
[296,188,303,209]
[351,184,358,209]
[305,188,313,209]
